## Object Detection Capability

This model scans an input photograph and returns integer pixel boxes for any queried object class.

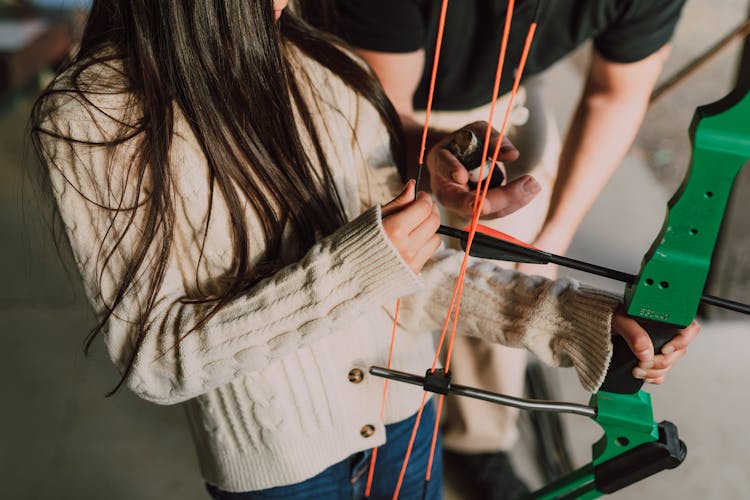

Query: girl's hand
[613,313,701,384]
[382,180,442,274]
[426,121,540,219]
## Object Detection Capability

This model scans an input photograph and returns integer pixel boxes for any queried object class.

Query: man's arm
[533,46,671,256]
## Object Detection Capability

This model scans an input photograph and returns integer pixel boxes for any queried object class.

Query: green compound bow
[372,68,750,499]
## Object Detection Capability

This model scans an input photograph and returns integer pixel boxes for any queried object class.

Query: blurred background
[1,1,749,499]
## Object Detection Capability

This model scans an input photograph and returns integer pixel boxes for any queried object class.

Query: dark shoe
[443,450,530,500]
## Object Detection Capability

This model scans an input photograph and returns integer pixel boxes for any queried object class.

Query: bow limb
[536,74,750,500]
[625,76,750,327]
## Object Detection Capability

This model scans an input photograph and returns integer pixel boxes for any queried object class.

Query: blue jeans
[206,400,443,500]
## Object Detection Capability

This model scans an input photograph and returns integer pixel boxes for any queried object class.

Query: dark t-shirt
[331,0,686,110]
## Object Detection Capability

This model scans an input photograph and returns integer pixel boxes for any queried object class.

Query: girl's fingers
[644,377,666,385]
[409,234,442,274]
[633,362,677,381]
[498,135,520,163]
[382,179,416,218]
[660,320,700,355]
[384,191,436,234]
[636,349,686,379]
[612,313,654,363]
[634,343,689,382]
[402,199,441,273]
[614,313,700,385]
[381,187,441,274]
[633,366,667,380]
[431,173,474,213]
[409,202,441,244]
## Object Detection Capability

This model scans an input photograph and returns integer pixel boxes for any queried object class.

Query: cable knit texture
[39,46,621,492]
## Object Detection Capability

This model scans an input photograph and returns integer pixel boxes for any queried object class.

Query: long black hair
[30,0,405,394]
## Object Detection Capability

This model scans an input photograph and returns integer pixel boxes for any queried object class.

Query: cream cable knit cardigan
[40,48,619,492]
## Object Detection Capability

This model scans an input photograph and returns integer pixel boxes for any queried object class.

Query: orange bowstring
[364,300,399,496]
[369,1,540,497]
[417,0,451,169]
[431,20,538,490]
[445,20,538,372]
[422,1,519,485]
[392,2,544,498]
[396,11,541,500]
[430,0,516,375]
[365,0,451,497]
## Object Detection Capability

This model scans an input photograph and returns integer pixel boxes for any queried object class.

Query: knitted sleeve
[39,91,423,405]
[402,251,621,392]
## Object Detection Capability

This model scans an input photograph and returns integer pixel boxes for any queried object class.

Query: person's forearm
[405,249,621,392]
[538,48,668,253]
[540,88,651,251]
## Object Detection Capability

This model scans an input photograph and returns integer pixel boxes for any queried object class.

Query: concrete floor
[2,1,750,499]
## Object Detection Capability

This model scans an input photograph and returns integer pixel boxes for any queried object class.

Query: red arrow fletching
[467,224,540,251]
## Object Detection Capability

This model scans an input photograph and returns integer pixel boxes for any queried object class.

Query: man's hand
[426,121,541,219]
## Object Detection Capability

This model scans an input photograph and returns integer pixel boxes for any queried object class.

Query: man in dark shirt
[309,1,687,498]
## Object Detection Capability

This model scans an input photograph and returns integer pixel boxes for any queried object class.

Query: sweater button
[360,424,376,438]
[348,368,364,384]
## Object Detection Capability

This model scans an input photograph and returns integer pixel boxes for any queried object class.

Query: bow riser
[626,82,750,326]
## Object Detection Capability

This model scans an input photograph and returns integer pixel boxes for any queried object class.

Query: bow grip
[599,319,679,394]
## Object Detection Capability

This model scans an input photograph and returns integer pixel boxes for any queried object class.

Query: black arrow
[437,224,750,316]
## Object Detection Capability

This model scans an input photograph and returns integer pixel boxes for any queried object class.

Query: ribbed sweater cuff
[332,205,424,303]
[546,284,622,392]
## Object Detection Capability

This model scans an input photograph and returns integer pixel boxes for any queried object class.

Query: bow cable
[392,1,546,498]
[423,13,539,497]
[365,0,451,496]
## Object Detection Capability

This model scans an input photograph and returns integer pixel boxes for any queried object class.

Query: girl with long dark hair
[30,1,698,498]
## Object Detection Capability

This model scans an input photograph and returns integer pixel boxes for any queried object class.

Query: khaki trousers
[413,79,561,452]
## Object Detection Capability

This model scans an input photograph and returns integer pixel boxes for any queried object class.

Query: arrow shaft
[437,224,750,316]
